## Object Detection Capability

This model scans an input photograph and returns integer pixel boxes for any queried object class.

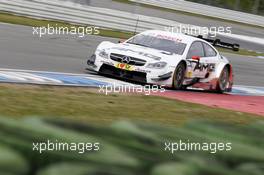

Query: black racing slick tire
[173,62,186,90]
[217,66,230,93]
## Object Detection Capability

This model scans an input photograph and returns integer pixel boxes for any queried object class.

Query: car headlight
[98,50,109,59]
[146,62,167,69]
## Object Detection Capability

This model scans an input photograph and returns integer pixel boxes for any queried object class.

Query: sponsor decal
[111,47,161,60]
[186,61,215,78]
[115,63,134,71]
[156,34,183,43]
[134,68,151,73]
[187,61,215,72]
[187,71,192,78]
[194,63,215,72]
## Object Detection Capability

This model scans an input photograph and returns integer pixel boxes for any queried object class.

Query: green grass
[218,47,264,57]
[113,0,264,29]
[0,84,262,126]
[0,12,262,57]
[0,84,264,175]
[188,0,264,16]
[0,12,134,39]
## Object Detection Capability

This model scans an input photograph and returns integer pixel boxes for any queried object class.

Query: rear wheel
[173,62,186,90]
[217,66,230,93]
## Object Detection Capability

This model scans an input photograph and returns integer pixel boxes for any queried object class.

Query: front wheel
[173,62,186,90]
[217,66,230,93]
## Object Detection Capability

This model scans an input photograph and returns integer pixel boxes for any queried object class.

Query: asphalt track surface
[63,0,264,52]
[0,23,264,87]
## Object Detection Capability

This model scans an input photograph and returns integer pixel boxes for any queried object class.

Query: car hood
[104,43,182,63]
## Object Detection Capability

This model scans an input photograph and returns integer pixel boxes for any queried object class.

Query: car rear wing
[197,35,240,52]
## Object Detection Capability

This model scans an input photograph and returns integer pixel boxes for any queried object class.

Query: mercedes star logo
[121,56,131,64]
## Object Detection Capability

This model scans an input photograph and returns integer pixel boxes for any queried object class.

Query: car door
[200,42,219,79]
[186,41,208,78]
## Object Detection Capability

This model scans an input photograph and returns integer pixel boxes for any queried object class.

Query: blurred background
[188,0,263,15]
[60,0,264,15]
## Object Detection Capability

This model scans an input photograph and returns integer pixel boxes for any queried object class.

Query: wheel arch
[218,63,233,82]
[172,60,187,78]
[172,60,187,88]
[216,63,233,92]
[225,63,234,91]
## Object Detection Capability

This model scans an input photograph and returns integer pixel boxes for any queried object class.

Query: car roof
[141,30,203,44]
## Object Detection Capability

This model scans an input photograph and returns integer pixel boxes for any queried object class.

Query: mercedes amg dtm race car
[87,30,237,93]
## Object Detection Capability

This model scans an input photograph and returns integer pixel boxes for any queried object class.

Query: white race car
[87,30,235,93]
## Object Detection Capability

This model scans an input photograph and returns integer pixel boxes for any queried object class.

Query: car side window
[187,41,204,58]
[203,42,217,57]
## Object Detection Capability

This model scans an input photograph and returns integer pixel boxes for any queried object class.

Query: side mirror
[192,56,200,61]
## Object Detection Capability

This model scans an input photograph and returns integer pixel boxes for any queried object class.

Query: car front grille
[99,64,147,83]
[110,53,146,66]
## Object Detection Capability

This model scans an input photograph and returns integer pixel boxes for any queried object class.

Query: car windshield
[127,34,187,55]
